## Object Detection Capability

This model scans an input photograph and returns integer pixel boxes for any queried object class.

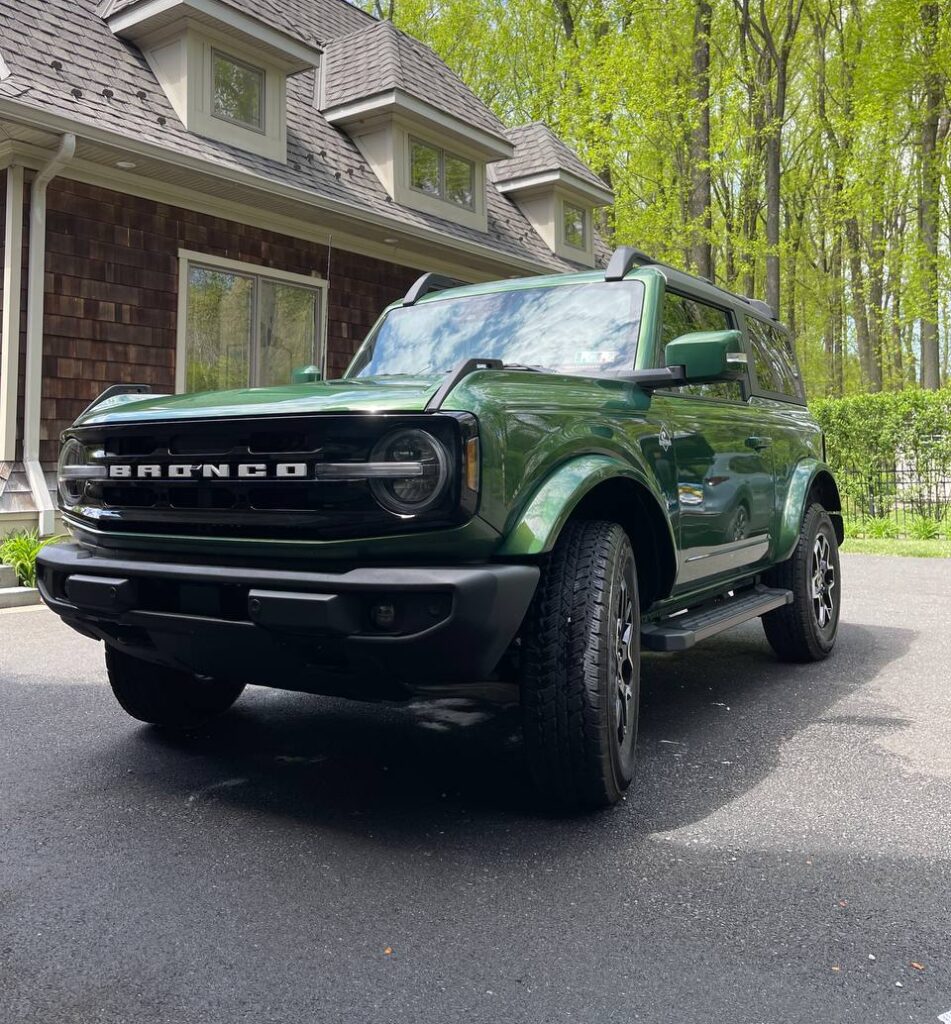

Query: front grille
[64,413,474,541]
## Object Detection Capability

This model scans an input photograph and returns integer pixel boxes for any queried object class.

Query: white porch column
[0,161,24,462]
[23,133,75,535]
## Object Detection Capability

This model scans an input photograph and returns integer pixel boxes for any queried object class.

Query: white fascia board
[323,90,514,161]
[105,0,322,72]
[0,53,11,82]
[493,169,613,207]
[0,101,564,277]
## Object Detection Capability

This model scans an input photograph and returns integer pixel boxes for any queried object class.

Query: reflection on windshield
[346,281,644,378]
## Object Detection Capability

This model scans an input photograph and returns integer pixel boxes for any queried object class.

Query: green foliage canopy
[358,0,951,398]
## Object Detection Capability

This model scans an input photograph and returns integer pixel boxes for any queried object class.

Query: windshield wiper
[425,358,550,410]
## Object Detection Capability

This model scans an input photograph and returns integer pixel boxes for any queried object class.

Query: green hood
[76,376,443,426]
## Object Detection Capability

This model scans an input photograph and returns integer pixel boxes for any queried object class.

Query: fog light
[371,603,396,629]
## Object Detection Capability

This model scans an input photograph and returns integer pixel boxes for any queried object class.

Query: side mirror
[623,329,745,391]
[665,329,745,382]
[291,364,323,384]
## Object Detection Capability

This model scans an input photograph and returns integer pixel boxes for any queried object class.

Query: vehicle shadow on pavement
[126,617,915,836]
[631,620,915,834]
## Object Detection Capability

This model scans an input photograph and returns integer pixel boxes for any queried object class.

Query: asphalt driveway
[1,552,949,1024]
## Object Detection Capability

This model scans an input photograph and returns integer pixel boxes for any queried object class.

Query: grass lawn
[843,537,951,558]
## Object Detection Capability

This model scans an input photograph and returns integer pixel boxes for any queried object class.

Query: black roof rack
[402,272,468,307]
[742,296,777,320]
[606,245,781,322]
[604,246,655,282]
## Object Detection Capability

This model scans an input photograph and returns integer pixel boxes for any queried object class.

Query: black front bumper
[37,543,539,698]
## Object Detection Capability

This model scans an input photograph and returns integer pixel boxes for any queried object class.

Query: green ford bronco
[38,246,842,809]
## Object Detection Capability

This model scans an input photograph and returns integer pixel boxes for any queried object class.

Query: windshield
[346,280,644,378]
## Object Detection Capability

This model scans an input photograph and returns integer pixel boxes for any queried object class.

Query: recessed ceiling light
[115,160,137,169]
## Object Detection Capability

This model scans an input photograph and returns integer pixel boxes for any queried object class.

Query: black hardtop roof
[606,246,779,324]
[399,247,786,330]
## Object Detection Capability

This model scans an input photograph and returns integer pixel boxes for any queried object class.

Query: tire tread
[521,520,637,809]
[762,502,839,663]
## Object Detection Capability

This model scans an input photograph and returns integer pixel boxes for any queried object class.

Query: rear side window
[746,318,803,401]
[660,292,742,402]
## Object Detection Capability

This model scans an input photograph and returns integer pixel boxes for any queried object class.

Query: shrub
[864,516,898,540]
[811,388,951,474]
[908,515,941,541]
[842,514,866,539]
[0,530,63,588]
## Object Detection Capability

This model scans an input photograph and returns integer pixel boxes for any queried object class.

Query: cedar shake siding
[35,179,421,464]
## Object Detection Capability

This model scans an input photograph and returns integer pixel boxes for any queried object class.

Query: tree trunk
[832,229,844,395]
[764,128,782,315]
[844,216,879,390]
[891,286,903,387]
[918,1,941,389]
[552,0,575,39]
[688,0,713,280]
[867,217,885,388]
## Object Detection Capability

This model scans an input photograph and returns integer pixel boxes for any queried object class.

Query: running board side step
[641,585,792,652]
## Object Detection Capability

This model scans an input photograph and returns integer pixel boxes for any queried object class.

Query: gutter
[23,132,76,536]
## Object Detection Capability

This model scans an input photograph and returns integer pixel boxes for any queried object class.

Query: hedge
[810,388,951,473]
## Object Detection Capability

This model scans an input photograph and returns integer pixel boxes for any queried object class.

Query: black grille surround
[61,412,479,541]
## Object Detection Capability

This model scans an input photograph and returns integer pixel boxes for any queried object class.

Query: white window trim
[141,28,288,163]
[409,137,476,212]
[211,48,267,135]
[176,249,329,394]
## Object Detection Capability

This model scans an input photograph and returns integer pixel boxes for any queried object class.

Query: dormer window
[101,0,322,164]
[320,20,513,232]
[410,140,475,211]
[490,123,613,268]
[212,50,265,132]
[563,202,587,250]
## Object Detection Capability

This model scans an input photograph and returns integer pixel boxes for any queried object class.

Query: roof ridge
[387,20,406,84]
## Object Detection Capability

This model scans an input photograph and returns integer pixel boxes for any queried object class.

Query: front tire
[105,646,245,728]
[520,520,640,810]
[762,502,841,662]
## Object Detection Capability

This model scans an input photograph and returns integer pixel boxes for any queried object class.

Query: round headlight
[369,428,450,515]
[57,438,89,506]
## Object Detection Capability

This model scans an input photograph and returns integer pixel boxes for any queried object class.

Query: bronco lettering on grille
[108,463,309,479]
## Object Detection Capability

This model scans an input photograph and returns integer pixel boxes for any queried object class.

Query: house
[0,0,614,535]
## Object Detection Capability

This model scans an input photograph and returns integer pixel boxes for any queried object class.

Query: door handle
[746,435,772,450]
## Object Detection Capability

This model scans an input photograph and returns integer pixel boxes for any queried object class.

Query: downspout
[0,162,24,462]
[23,132,76,535]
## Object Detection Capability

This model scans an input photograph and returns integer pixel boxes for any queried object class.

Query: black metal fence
[836,464,951,538]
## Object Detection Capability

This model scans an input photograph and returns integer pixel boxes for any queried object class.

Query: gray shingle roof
[492,121,611,198]
[322,20,507,140]
[0,0,607,270]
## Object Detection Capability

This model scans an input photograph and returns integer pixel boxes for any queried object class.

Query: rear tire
[520,520,640,810]
[762,502,840,662]
[105,646,245,728]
